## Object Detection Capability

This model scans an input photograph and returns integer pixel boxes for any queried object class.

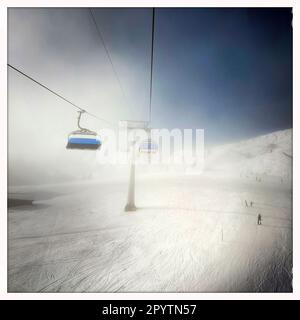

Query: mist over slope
[8,128,292,187]
[8,128,293,292]
[205,129,292,180]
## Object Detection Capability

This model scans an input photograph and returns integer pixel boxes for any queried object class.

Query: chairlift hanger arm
[77,110,89,131]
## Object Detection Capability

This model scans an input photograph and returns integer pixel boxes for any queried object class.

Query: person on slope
[257,213,262,225]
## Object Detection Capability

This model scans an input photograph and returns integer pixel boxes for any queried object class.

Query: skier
[257,213,262,225]
[250,201,253,207]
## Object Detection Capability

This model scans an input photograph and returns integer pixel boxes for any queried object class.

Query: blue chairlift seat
[66,110,101,150]
[139,139,158,153]
[66,131,101,150]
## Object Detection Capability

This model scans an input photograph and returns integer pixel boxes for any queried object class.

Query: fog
[8,8,152,186]
[8,8,292,186]
[7,9,292,292]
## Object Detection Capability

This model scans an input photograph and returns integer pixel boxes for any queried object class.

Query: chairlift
[139,138,158,153]
[66,111,101,150]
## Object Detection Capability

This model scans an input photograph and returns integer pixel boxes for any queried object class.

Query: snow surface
[8,129,292,292]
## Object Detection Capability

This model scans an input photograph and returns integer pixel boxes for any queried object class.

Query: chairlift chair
[66,111,101,150]
[139,138,158,153]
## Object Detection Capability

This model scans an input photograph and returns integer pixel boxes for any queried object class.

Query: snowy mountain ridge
[205,128,292,179]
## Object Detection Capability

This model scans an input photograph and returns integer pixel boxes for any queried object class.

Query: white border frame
[1,0,298,300]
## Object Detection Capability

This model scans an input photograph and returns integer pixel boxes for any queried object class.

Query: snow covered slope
[8,129,293,292]
[205,129,292,180]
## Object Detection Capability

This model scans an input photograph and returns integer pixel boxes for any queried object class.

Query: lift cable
[89,8,129,104]
[8,63,116,128]
[149,8,155,125]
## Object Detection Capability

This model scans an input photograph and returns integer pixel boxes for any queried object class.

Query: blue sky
[149,8,292,143]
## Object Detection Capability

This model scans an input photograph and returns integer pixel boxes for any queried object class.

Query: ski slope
[8,129,292,292]
[205,128,292,180]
